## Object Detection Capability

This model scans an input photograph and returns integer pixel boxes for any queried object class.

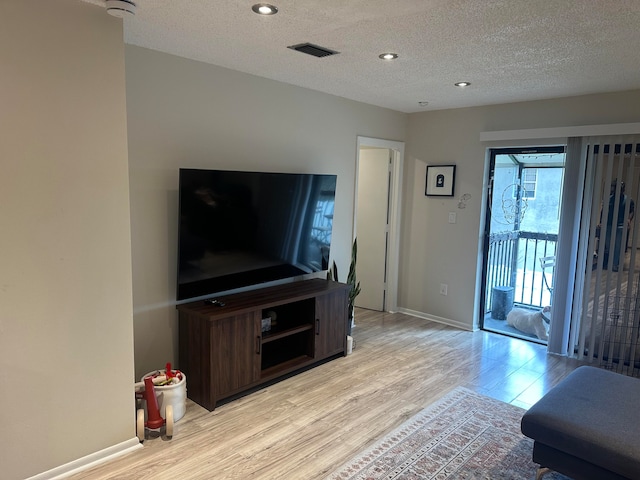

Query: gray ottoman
[521,366,640,480]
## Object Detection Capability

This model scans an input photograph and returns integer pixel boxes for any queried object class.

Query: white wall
[124,46,407,378]
[0,1,135,478]
[401,90,640,330]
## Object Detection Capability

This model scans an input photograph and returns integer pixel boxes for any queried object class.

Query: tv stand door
[211,312,261,400]
[178,310,261,411]
[315,288,348,358]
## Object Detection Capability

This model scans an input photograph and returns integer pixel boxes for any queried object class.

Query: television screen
[177,169,337,301]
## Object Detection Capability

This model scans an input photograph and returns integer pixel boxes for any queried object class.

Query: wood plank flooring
[70,309,583,480]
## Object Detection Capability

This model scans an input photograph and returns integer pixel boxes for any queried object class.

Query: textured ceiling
[86,0,640,113]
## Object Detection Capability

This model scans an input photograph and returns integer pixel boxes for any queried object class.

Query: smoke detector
[106,0,136,17]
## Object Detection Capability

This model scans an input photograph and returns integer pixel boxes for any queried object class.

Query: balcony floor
[483,308,548,345]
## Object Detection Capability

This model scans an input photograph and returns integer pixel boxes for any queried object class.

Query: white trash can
[141,369,187,422]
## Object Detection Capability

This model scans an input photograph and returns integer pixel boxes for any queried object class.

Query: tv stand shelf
[177,278,349,411]
[262,324,313,344]
[261,355,312,378]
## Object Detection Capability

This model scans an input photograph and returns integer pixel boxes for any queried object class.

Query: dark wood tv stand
[177,278,350,411]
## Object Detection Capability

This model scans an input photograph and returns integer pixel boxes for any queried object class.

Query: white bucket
[141,370,187,422]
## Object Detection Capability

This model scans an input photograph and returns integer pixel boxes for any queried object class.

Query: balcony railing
[485,230,558,312]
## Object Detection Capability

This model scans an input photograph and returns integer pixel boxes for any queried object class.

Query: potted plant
[327,238,361,336]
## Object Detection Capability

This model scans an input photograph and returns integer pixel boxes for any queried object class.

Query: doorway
[480,146,566,342]
[355,137,404,313]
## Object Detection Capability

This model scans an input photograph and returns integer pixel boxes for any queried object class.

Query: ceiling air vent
[287,43,339,58]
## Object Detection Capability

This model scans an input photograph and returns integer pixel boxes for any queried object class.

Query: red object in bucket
[143,376,165,429]
[165,362,174,378]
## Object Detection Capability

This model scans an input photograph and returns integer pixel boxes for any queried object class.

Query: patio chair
[539,255,555,296]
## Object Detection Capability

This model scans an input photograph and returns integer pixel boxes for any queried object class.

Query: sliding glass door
[480,146,565,343]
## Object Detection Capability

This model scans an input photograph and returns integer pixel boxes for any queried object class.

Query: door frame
[355,136,404,313]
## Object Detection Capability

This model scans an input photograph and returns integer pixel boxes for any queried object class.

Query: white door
[356,147,390,311]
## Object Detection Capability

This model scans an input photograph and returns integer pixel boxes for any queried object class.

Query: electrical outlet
[440,283,448,295]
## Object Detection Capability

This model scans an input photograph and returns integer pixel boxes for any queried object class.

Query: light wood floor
[71,309,583,480]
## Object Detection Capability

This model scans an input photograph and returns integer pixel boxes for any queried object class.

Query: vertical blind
[572,135,640,376]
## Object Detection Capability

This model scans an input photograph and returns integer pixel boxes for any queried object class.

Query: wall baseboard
[396,307,476,332]
[27,437,142,480]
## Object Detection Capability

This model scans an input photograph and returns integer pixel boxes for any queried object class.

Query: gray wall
[1,1,135,478]
[402,91,640,329]
[124,46,408,378]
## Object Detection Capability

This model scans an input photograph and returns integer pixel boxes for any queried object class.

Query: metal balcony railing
[485,230,558,312]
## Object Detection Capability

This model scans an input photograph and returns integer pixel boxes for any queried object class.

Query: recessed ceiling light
[378,53,399,60]
[455,82,471,87]
[252,3,278,15]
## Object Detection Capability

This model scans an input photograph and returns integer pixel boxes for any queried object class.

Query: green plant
[327,238,361,324]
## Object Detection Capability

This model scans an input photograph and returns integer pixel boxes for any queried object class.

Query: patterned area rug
[327,387,569,480]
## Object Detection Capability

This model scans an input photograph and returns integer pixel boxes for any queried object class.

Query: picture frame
[425,164,456,197]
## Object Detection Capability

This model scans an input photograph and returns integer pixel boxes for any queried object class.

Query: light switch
[448,212,456,224]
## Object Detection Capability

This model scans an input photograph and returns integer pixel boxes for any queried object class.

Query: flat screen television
[177,169,337,301]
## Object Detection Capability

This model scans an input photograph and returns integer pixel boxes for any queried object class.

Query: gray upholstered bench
[521,366,640,480]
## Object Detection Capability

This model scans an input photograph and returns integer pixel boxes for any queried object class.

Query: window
[513,168,538,199]
[522,168,538,199]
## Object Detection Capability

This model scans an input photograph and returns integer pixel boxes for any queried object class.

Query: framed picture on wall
[425,165,456,197]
